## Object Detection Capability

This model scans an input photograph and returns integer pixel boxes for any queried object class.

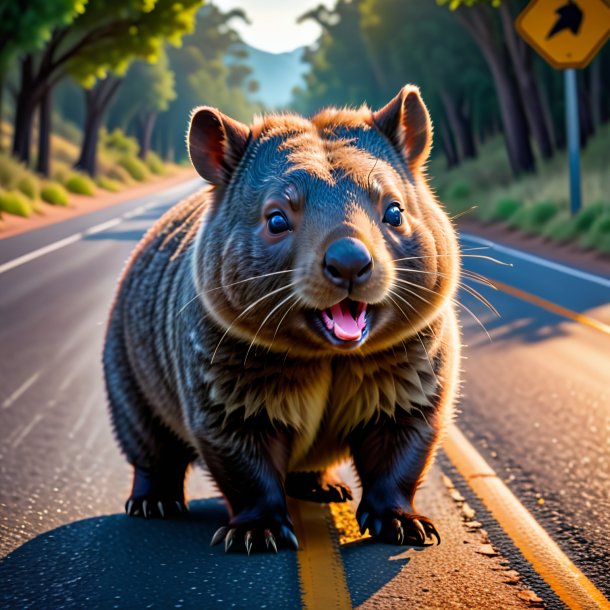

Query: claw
[225,528,237,552]
[371,518,382,537]
[175,501,184,513]
[342,487,353,501]
[412,519,426,545]
[245,531,253,555]
[125,499,134,516]
[142,500,149,519]
[391,518,404,545]
[281,525,299,550]
[425,523,441,545]
[157,501,165,518]
[210,526,228,547]
[358,511,369,534]
[265,529,278,553]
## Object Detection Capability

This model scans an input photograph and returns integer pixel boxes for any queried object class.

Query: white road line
[0,179,201,276]
[11,413,44,448]
[461,232,610,289]
[69,393,98,438]
[2,372,41,409]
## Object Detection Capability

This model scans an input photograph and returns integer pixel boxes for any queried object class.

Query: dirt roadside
[0,167,199,241]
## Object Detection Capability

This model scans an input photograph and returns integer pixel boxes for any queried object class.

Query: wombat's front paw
[125,495,187,519]
[286,471,353,503]
[357,502,440,546]
[210,514,299,555]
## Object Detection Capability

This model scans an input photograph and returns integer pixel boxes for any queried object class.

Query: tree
[0,0,82,150]
[11,0,202,172]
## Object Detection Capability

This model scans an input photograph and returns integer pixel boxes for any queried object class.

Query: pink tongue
[330,301,365,341]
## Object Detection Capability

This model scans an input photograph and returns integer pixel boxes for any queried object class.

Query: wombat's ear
[372,85,432,173]
[188,106,250,185]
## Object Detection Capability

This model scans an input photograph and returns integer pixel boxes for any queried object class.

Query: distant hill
[242,46,307,110]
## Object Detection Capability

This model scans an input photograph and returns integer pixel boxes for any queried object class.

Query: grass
[65,173,96,196]
[431,123,610,254]
[145,151,165,175]
[96,176,122,192]
[0,190,32,217]
[41,182,69,206]
[118,155,149,182]
[580,213,610,253]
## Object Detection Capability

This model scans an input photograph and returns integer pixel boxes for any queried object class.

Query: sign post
[515,0,610,216]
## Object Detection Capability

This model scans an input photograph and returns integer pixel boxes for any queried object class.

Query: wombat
[103,84,461,553]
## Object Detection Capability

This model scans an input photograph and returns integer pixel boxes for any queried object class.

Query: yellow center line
[445,425,609,609]
[289,498,353,610]
[490,279,610,337]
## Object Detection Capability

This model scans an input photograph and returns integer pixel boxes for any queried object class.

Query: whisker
[177,269,295,316]
[210,282,296,364]
[243,292,297,366]
[453,297,492,342]
[458,282,500,317]
[393,251,510,267]
[396,265,497,291]
[450,205,478,220]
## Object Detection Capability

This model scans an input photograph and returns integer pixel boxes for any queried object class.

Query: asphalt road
[0,182,608,605]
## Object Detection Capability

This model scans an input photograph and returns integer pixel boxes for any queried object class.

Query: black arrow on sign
[546,0,584,39]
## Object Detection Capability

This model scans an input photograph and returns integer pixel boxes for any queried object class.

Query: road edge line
[289,498,352,610]
[445,424,608,609]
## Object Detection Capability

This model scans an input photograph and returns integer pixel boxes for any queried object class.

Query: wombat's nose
[323,237,373,289]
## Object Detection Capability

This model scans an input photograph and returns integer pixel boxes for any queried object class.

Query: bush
[118,155,149,182]
[106,164,134,184]
[542,214,579,243]
[0,152,29,190]
[508,201,559,235]
[580,213,610,253]
[0,190,32,217]
[446,179,472,201]
[16,175,39,200]
[145,151,165,175]
[102,128,139,157]
[41,182,69,206]
[65,173,96,196]
[574,203,606,233]
[96,176,122,192]
[479,197,520,223]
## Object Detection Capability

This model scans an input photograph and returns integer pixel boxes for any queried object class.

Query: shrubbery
[16,175,39,200]
[41,182,69,206]
[65,173,96,196]
[507,201,558,235]
[478,197,520,223]
[145,151,165,175]
[96,176,122,192]
[580,214,610,253]
[118,155,149,182]
[0,190,32,217]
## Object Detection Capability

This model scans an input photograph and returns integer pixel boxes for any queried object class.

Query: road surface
[0,180,608,607]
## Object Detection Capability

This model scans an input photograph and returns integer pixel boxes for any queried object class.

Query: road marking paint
[490,279,610,337]
[0,180,201,275]
[289,498,352,610]
[84,218,122,236]
[445,424,609,609]
[2,372,41,409]
[11,413,44,448]
[461,232,610,289]
[69,393,98,438]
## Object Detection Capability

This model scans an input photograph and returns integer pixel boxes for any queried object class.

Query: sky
[213,0,334,54]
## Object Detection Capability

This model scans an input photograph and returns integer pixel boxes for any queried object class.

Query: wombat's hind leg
[285,471,353,503]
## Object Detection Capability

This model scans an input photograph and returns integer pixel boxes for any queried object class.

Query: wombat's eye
[383,203,403,227]
[267,211,291,234]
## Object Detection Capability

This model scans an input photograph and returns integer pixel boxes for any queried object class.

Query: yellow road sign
[515,0,610,69]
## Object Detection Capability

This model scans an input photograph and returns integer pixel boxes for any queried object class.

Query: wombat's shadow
[0,498,410,609]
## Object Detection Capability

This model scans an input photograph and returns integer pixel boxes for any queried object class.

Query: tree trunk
[36,87,52,175]
[12,55,36,164]
[499,1,553,159]
[74,77,123,177]
[439,88,476,160]
[137,111,157,160]
[455,5,535,176]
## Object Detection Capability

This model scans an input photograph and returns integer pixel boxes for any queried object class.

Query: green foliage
[106,164,134,184]
[16,175,40,200]
[477,197,520,223]
[507,201,559,235]
[446,179,472,200]
[0,190,33,217]
[580,214,610,253]
[541,214,579,243]
[118,156,149,182]
[101,129,139,157]
[41,182,69,206]
[65,173,96,196]
[145,152,165,175]
[96,176,121,192]
[574,203,607,233]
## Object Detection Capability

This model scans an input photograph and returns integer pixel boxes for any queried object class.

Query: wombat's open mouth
[317,298,368,343]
